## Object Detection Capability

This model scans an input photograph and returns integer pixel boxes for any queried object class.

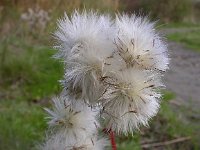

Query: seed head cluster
[42,11,169,150]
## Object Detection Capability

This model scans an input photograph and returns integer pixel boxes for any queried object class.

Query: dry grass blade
[141,136,191,149]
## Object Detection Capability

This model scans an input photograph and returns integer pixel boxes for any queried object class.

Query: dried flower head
[96,14,169,134]
[44,96,99,141]
[42,11,170,150]
[101,68,163,134]
[21,6,50,31]
[54,11,115,104]
[114,14,169,72]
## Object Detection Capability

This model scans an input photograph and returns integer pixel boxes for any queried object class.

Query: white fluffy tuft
[41,133,108,150]
[101,68,162,134]
[44,96,99,142]
[114,14,169,72]
[54,11,115,103]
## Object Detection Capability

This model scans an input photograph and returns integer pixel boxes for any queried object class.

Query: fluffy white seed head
[54,11,114,60]
[114,14,169,72]
[50,11,169,137]
[44,96,99,142]
[101,68,162,134]
[54,11,115,104]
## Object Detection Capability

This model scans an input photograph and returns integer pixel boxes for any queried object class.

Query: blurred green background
[0,0,200,150]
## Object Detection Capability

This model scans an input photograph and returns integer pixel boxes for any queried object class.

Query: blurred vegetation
[139,0,192,22]
[0,36,63,150]
[167,30,200,52]
[0,0,200,150]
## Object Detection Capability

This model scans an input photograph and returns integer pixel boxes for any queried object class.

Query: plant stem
[109,130,117,150]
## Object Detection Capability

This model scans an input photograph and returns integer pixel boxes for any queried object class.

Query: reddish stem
[109,130,117,150]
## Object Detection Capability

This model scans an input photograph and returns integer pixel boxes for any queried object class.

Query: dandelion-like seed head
[45,96,99,141]
[42,11,170,149]
[101,68,163,134]
[114,14,169,72]
[54,11,115,104]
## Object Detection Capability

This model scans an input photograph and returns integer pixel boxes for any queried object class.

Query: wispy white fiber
[41,133,108,150]
[101,68,162,134]
[54,11,115,103]
[114,14,169,72]
[44,96,99,142]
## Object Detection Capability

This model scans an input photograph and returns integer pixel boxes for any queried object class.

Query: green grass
[162,22,200,29]
[167,28,200,52]
[0,35,63,101]
[0,100,46,150]
[0,35,63,149]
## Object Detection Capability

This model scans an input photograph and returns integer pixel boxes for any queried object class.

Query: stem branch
[109,130,117,150]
